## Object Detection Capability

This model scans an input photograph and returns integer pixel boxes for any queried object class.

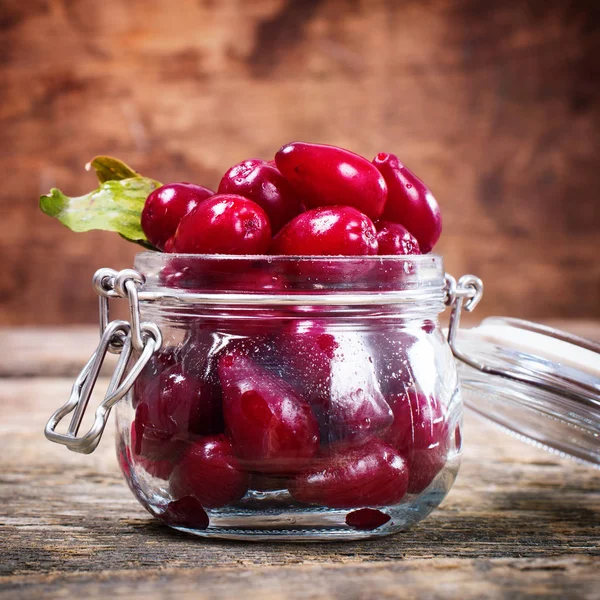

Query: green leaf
[40,177,160,246]
[86,156,140,183]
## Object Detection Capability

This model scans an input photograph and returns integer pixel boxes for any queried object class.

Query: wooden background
[0,0,599,325]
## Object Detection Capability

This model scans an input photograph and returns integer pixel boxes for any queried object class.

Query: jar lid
[455,316,600,468]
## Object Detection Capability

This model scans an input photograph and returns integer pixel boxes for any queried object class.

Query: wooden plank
[1,0,599,325]
[0,326,107,377]
[1,378,598,579]
[2,557,599,600]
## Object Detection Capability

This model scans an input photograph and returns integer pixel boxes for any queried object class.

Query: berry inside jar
[42,142,461,540]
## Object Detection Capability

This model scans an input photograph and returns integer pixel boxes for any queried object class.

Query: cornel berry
[275,142,388,221]
[218,159,302,233]
[170,435,249,508]
[290,441,409,508]
[141,182,214,250]
[218,352,320,473]
[377,222,421,256]
[133,363,222,461]
[373,153,441,253]
[270,206,378,256]
[170,194,272,255]
[386,390,449,494]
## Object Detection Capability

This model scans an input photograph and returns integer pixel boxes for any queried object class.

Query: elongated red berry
[290,441,409,508]
[386,390,449,493]
[160,496,209,529]
[218,353,319,473]
[218,159,302,233]
[345,508,391,530]
[133,363,223,461]
[270,206,378,256]
[142,183,214,250]
[373,153,441,253]
[276,142,387,221]
[129,424,177,480]
[170,435,249,508]
[170,194,272,255]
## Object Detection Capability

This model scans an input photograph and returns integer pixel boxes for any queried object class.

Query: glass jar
[45,254,600,541]
[111,253,461,540]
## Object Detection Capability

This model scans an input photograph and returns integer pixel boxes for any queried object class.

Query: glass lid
[445,276,600,468]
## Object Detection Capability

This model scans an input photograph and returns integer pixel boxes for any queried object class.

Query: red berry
[129,424,177,480]
[170,435,249,508]
[373,153,441,253]
[270,206,378,256]
[170,194,272,255]
[386,390,449,493]
[376,222,421,256]
[276,142,387,221]
[290,441,409,508]
[160,496,209,529]
[279,321,392,446]
[218,159,302,233]
[345,508,391,530]
[141,182,214,250]
[133,348,179,409]
[218,353,319,473]
[133,363,223,461]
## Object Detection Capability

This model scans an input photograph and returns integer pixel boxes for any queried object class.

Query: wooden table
[1,325,599,599]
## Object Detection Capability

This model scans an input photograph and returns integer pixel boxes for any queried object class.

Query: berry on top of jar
[39,142,442,256]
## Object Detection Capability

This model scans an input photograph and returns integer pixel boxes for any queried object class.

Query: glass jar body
[114,254,462,540]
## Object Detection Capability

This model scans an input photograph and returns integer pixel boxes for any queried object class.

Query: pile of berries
[124,323,454,530]
[123,142,451,531]
[141,142,441,257]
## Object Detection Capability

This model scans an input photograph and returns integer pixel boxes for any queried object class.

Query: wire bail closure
[44,269,162,454]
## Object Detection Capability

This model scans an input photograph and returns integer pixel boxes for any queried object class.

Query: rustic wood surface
[0,0,599,326]
[0,325,599,599]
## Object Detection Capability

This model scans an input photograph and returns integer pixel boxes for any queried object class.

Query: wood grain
[4,558,599,600]
[0,325,599,598]
[0,0,599,325]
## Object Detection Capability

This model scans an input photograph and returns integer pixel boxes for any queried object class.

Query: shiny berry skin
[345,508,391,530]
[141,183,214,250]
[170,194,272,255]
[170,435,249,508]
[132,347,179,409]
[290,441,409,508]
[279,321,392,446]
[218,353,319,473]
[270,207,378,256]
[376,222,421,256]
[129,424,177,480]
[373,153,441,253]
[276,142,387,221]
[160,496,209,529]
[386,390,449,493]
[218,159,302,233]
[133,363,223,461]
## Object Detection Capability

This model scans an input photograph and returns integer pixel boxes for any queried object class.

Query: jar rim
[133,252,446,308]
[135,251,443,263]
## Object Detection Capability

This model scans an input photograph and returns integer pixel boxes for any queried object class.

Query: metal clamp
[444,274,597,404]
[45,269,162,454]
[444,273,484,365]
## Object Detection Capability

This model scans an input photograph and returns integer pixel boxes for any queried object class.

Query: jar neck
[134,252,446,296]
